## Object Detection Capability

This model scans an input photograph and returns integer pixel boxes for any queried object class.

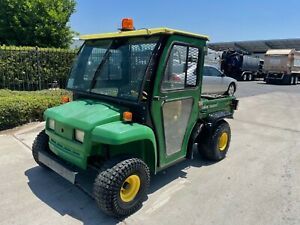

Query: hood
[44,99,123,131]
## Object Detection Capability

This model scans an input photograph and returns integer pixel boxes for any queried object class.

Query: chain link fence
[0,46,76,91]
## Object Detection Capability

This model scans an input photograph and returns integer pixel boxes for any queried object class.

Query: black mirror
[221,73,225,77]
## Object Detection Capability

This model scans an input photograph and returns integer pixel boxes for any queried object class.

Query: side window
[186,47,199,86]
[161,44,199,91]
[209,67,222,77]
[202,66,211,76]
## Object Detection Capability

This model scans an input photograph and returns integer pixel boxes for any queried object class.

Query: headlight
[75,129,85,143]
[49,119,55,130]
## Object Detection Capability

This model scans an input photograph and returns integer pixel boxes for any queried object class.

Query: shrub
[0,89,71,130]
[0,46,76,90]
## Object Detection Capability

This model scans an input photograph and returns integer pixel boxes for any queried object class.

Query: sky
[70,0,300,43]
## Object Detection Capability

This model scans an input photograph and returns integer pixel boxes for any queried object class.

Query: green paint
[42,29,237,174]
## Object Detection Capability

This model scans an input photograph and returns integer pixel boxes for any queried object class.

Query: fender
[187,110,233,159]
[205,111,233,134]
[187,121,205,159]
[91,121,157,173]
[207,111,233,124]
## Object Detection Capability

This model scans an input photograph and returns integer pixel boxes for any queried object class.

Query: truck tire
[287,75,295,85]
[32,129,50,167]
[295,76,299,84]
[242,74,248,81]
[198,121,231,161]
[248,74,253,81]
[94,158,150,218]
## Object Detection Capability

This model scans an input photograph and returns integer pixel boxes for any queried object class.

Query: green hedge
[0,89,70,130]
[0,46,76,90]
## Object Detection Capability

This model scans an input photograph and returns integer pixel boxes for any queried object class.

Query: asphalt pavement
[235,80,300,98]
[0,81,300,225]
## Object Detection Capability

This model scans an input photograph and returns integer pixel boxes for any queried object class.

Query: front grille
[50,138,81,157]
[54,121,74,140]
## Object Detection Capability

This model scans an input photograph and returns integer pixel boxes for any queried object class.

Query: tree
[0,0,76,48]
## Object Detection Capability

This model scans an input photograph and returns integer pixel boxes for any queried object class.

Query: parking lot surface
[235,80,300,98]
[0,81,300,225]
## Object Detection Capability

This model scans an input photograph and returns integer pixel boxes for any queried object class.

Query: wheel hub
[120,174,141,202]
[218,132,228,151]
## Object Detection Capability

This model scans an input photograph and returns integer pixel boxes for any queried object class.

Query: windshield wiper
[89,46,112,91]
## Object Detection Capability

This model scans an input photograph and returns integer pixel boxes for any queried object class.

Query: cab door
[151,35,205,169]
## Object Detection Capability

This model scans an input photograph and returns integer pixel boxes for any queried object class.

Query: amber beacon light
[121,18,134,31]
[123,111,133,122]
[61,96,70,104]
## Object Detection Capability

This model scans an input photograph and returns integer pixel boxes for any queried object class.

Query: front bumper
[38,149,78,184]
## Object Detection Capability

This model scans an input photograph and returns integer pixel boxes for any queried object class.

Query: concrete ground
[0,81,300,225]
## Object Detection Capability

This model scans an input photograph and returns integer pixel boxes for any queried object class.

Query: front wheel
[198,121,231,161]
[32,130,49,167]
[226,83,236,96]
[93,158,150,218]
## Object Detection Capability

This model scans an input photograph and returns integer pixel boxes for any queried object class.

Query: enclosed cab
[264,49,300,85]
[221,50,263,81]
[32,19,238,218]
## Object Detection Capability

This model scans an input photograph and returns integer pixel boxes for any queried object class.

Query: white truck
[264,49,300,85]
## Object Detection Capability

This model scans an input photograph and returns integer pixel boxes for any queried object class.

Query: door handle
[153,96,167,101]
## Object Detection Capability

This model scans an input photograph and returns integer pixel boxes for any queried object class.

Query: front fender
[91,121,157,173]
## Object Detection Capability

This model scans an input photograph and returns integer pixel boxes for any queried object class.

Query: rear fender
[205,111,233,135]
[187,121,205,159]
[187,112,232,158]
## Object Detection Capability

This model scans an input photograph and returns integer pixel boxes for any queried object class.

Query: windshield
[67,36,159,101]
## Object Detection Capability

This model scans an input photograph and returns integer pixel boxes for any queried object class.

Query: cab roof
[80,27,209,41]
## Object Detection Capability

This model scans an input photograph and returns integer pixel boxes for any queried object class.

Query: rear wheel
[32,130,49,167]
[248,74,253,81]
[93,158,150,218]
[242,74,248,81]
[293,75,298,85]
[198,121,231,161]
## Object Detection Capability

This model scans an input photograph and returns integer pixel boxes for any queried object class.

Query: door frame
[150,34,206,170]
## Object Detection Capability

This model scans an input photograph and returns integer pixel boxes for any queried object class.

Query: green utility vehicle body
[45,100,157,172]
[34,26,238,217]
[45,95,235,174]
[44,28,237,174]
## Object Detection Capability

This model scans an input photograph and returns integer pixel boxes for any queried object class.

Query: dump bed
[199,95,237,119]
[264,49,300,74]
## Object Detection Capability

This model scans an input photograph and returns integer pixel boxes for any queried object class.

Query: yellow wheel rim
[120,175,141,203]
[218,132,228,151]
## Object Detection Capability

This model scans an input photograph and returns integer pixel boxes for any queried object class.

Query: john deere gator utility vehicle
[32,19,239,218]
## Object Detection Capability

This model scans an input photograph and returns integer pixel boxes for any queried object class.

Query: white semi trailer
[264,49,300,85]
